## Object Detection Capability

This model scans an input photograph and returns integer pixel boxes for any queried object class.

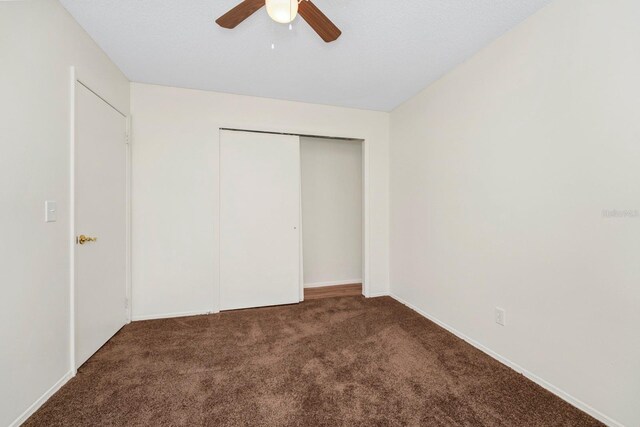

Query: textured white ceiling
[59,0,551,111]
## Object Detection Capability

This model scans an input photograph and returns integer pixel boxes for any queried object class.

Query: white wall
[300,137,363,287]
[0,1,130,426]
[390,0,640,426]
[130,83,389,319]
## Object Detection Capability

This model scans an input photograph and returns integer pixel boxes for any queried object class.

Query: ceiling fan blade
[298,0,341,43]
[216,0,265,29]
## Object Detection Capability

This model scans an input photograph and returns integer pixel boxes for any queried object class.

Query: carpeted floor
[26,296,601,426]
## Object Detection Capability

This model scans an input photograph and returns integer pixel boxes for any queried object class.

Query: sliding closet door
[220,130,301,310]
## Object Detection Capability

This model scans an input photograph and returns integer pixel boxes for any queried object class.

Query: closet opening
[300,136,364,301]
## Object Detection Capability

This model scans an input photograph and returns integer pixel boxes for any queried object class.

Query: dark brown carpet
[26,296,601,426]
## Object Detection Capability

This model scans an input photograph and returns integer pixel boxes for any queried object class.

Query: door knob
[77,234,98,245]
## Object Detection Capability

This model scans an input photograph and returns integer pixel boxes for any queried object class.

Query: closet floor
[304,283,362,300]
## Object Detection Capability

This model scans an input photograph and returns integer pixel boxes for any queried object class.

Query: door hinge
[124,298,129,309]
[125,116,131,145]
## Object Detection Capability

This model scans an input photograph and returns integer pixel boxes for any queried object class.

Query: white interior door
[75,82,127,368]
[220,130,300,310]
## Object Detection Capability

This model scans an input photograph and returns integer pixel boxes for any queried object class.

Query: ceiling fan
[216,0,341,43]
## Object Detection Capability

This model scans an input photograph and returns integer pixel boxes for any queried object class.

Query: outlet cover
[495,307,506,326]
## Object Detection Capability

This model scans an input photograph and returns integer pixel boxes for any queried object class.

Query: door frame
[68,67,132,375]
[214,127,371,313]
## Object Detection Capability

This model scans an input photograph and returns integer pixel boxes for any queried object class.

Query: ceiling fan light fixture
[266,0,298,24]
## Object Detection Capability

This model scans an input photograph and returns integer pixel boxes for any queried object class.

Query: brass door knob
[77,234,98,245]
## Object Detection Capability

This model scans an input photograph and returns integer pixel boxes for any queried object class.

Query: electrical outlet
[495,307,506,326]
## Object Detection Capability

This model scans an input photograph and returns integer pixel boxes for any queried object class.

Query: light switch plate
[45,201,57,222]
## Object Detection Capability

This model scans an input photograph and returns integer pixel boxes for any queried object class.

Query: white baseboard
[367,291,389,298]
[304,279,362,288]
[388,293,623,427]
[132,309,213,321]
[9,370,73,427]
